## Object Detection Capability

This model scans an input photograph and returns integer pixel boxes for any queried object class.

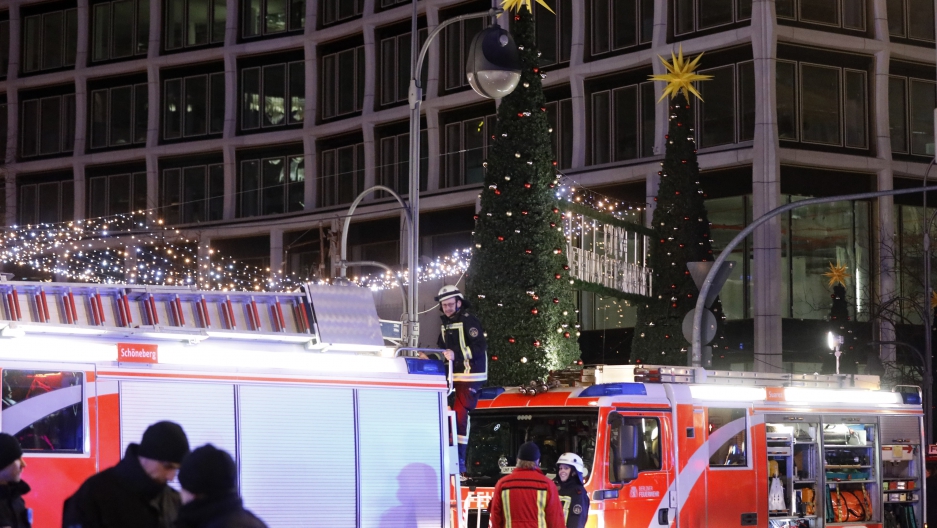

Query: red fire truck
[0,279,458,528]
[455,365,924,528]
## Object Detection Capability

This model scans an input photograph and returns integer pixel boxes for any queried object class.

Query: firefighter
[62,421,190,528]
[0,434,30,528]
[431,285,487,478]
[488,442,565,528]
[554,453,590,528]
[176,444,267,528]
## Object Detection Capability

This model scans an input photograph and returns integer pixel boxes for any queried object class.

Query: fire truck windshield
[463,409,599,486]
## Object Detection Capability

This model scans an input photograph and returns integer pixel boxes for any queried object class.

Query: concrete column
[873,36,897,363]
[750,0,783,372]
[4,170,17,226]
[424,5,440,100]
[361,23,376,116]
[72,161,86,220]
[568,0,584,67]
[269,228,284,278]
[568,72,586,169]
[222,143,237,219]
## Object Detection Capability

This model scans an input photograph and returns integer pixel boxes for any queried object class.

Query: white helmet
[435,285,464,303]
[556,452,588,480]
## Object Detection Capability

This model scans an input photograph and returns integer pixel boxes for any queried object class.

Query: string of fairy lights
[0,172,650,292]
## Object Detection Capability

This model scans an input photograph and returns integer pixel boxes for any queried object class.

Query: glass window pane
[675,0,694,34]
[164,79,182,139]
[444,123,461,187]
[134,84,148,144]
[132,172,148,212]
[737,0,752,19]
[776,0,795,18]
[337,146,355,204]
[612,0,637,50]
[536,3,558,65]
[546,101,559,166]
[2,371,83,453]
[289,0,304,30]
[23,16,41,72]
[888,77,908,152]
[322,55,335,118]
[380,38,396,105]
[356,47,364,111]
[112,0,135,57]
[699,66,736,147]
[337,50,356,115]
[209,72,224,133]
[380,136,396,189]
[800,64,841,145]
[211,0,226,42]
[886,0,905,37]
[0,104,8,160]
[699,0,733,29]
[910,80,935,155]
[92,4,111,62]
[464,118,485,185]
[90,89,109,149]
[319,150,334,206]
[592,91,610,164]
[288,156,304,212]
[909,0,935,40]
[592,0,609,54]
[397,35,411,105]
[356,145,364,199]
[39,97,62,154]
[288,62,304,124]
[21,100,38,157]
[843,0,864,29]
[640,82,656,157]
[640,0,654,42]
[263,65,286,127]
[444,25,462,90]
[137,0,150,54]
[109,86,133,146]
[109,173,131,214]
[187,0,210,46]
[244,0,261,37]
[37,182,60,223]
[266,0,287,33]
[397,134,409,195]
[61,181,74,221]
[240,160,260,217]
[738,61,755,142]
[208,164,224,220]
[89,177,107,218]
[42,11,64,70]
[65,9,77,66]
[183,166,206,222]
[63,94,75,152]
[262,157,285,215]
[184,75,208,136]
[19,185,36,225]
[777,61,797,140]
[242,67,260,129]
[166,0,185,49]
[560,0,573,60]
[162,168,181,224]
[708,408,747,466]
[0,21,9,77]
[613,86,638,160]
[844,70,867,148]
[800,0,838,25]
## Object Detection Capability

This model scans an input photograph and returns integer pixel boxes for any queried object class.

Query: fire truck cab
[456,365,924,528]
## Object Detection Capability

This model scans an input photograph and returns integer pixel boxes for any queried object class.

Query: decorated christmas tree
[631,49,726,365]
[466,1,579,387]
[824,263,859,374]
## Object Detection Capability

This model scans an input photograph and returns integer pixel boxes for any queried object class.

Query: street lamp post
[921,159,935,444]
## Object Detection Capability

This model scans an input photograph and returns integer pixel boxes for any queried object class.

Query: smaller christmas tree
[823,262,858,374]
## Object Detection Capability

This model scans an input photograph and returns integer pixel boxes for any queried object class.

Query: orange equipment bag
[831,485,872,522]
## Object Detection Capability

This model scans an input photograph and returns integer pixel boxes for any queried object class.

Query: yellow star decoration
[648,45,713,103]
[501,0,555,15]
[823,262,851,288]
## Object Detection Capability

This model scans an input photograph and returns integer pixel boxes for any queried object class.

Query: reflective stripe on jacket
[437,311,487,383]
[488,468,566,528]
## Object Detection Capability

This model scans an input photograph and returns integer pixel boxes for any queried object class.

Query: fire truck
[0,278,459,528]
[456,365,925,528]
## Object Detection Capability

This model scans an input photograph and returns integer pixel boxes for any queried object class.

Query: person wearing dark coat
[553,452,590,528]
[0,433,31,528]
[176,444,267,528]
[62,421,190,528]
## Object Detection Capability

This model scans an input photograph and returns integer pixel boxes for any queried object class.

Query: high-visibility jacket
[488,468,566,528]
[437,310,487,383]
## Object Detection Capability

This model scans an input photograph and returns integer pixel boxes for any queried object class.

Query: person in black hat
[62,421,190,528]
[0,433,30,528]
[175,444,267,528]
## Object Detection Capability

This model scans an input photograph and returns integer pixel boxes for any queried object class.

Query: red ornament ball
[552,298,559,304]
[564,332,570,338]
[497,236,504,241]
[507,337,515,344]
[492,355,499,361]
[555,274,562,279]
[531,308,539,315]
[525,182,533,189]
[525,249,533,254]
[533,340,541,347]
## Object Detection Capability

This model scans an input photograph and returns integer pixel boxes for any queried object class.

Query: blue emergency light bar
[578,383,647,397]
[900,392,922,405]
[404,358,446,375]
[478,387,506,400]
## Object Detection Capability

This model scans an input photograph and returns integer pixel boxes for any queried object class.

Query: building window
[0,101,8,162]
[321,0,363,26]
[888,0,935,42]
[162,163,224,224]
[591,82,655,164]
[535,0,572,66]
[674,0,751,36]
[90,82,147,150]
[92,0,149,62]
[321,45,364,119]
[776,60,868,149]
[379,0,410,8]
[243,0,303,38]
[441,15,489,92]
[239,154,304,217]
[697,61,755,148]
[165,0,225,50]
[163,71,224,140]
[443,113,496,188]
[319,143,364,207]
[889,75,935,156]
[20,93,76,158]
[241,60,304,130]
[378,130,428,196]
[591,0,652,57]
[777,0,866,31]
[379,29,428,107]
[88,171,147,218]
[2,370,83,453]
[18,176,73,224]
[22,7,77,73]
[0,17,9,78]
[545,98,574,170]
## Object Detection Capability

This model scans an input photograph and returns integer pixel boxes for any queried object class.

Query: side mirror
[609,416,640,484]
[618,424,639,461]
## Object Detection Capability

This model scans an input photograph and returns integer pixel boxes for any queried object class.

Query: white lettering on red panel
[117,343,158,364]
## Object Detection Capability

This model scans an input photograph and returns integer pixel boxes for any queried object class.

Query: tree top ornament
[649,45,713,102]
[501,0,555,15]
[823,262,851,288]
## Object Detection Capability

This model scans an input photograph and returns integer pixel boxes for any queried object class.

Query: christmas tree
[631,49,724,365]
[824,263,858,374]
[466,2,579,387]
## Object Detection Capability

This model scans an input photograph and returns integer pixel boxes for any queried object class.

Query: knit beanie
[0,434,23,469]
[178,444,237,496]
[517,441,540,462]
[137,421,190,464]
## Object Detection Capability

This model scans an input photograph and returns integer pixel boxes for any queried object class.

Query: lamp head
[465,25,521,100]
[827,331,844,350]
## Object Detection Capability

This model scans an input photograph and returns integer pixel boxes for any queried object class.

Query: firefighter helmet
[435,285,464,303]
[556,452,588,480]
